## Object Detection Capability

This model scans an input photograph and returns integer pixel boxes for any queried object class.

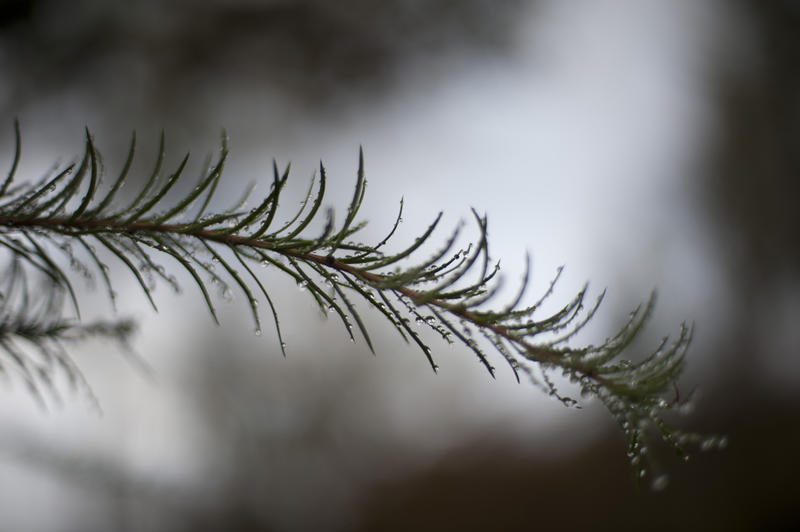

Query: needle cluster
[0,122,720,485]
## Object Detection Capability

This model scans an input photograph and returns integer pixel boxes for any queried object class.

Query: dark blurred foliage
[0,0,524,127]
[705,0,800,286]
[698,0,800,408]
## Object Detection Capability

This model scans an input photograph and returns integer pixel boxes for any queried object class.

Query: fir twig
[0,125,723,486]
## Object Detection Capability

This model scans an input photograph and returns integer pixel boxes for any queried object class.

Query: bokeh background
[1,1,799,530]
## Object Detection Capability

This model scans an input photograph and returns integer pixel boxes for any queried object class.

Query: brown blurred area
[2,1,800,530]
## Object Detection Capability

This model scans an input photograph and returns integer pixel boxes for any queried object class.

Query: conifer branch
[0,123,722,486]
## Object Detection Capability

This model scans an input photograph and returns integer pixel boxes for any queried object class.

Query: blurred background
[1,0,799,530]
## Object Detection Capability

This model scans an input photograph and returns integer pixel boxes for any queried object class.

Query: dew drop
[254,329,262,337]
[700,438,716,452]
[651,475,669,491]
